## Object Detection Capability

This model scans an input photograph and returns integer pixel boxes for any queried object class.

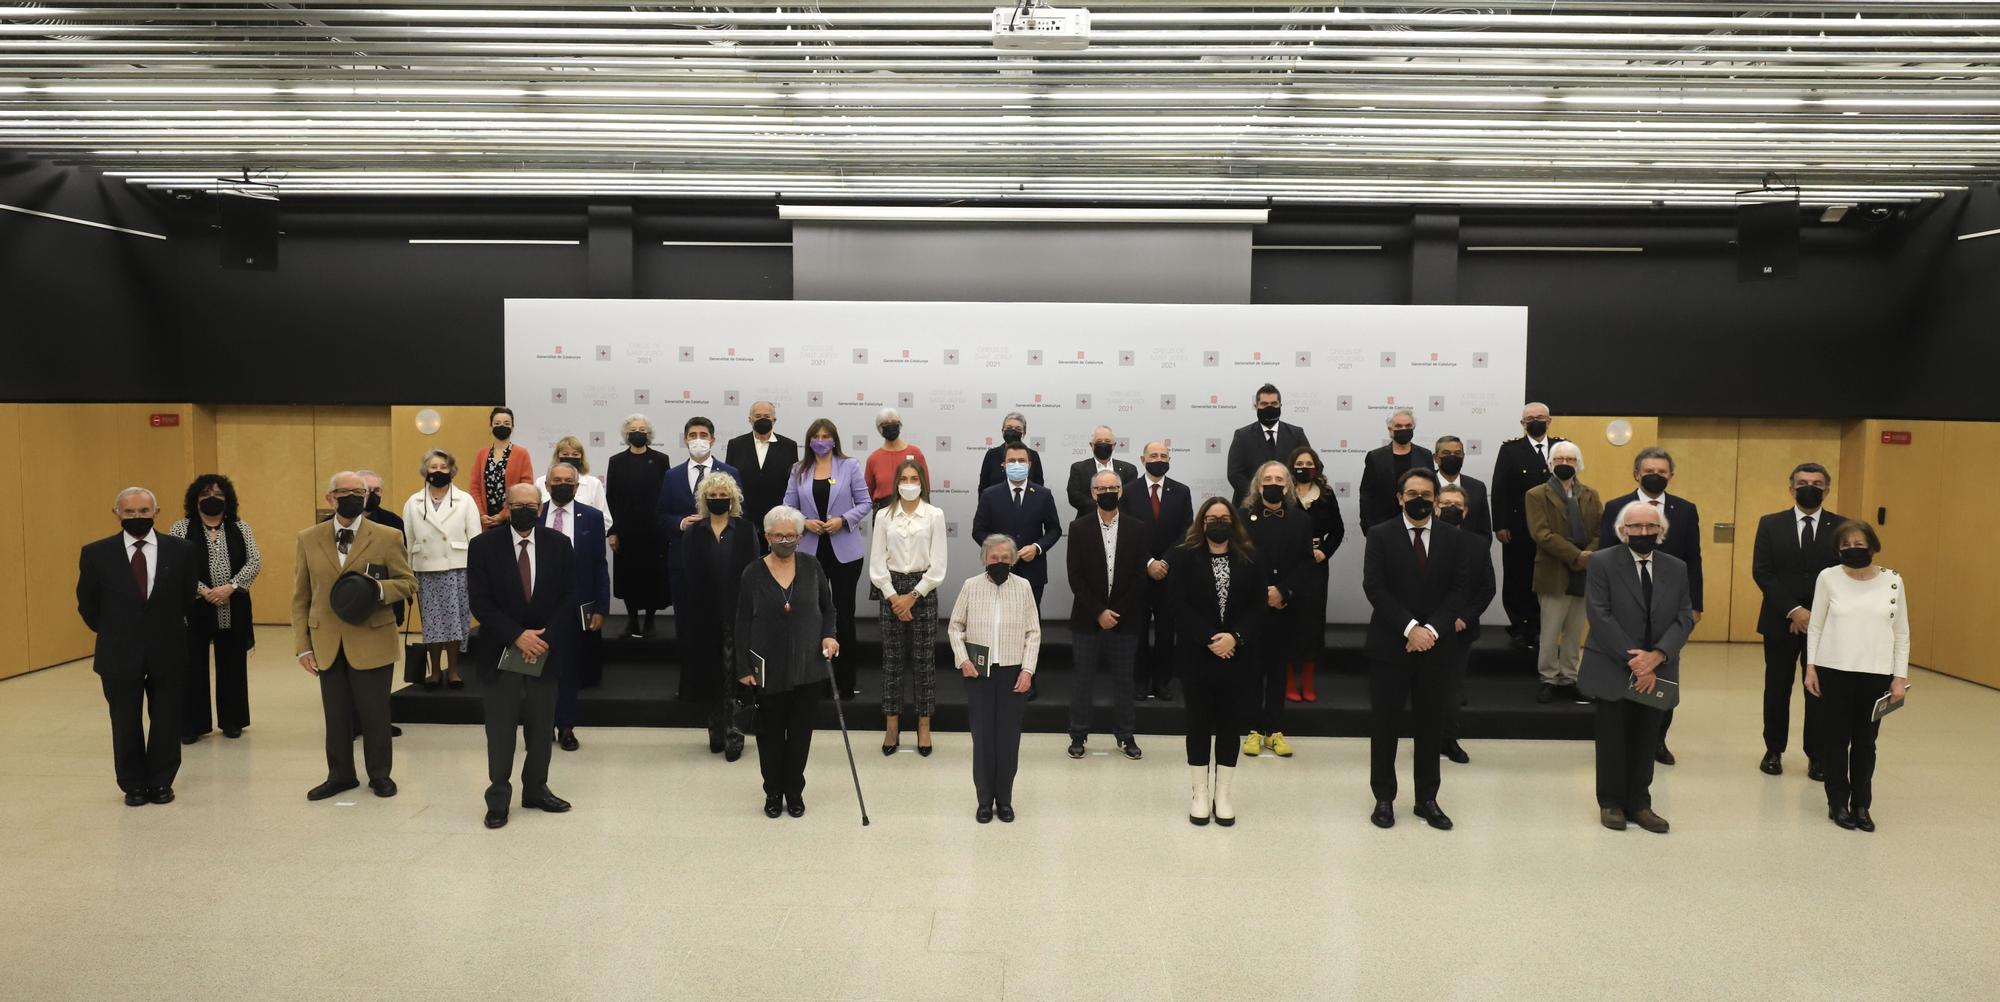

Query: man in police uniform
[1488,403,1564,651]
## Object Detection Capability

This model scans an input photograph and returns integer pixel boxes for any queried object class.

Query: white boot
[1188,765,1212,826]
[1213,765,1237,827]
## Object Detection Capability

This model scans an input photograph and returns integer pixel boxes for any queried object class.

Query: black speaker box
[218,194,279,271]
[1736,200,1797,281]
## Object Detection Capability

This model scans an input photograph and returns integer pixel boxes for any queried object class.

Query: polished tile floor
[3,631,1994,1001]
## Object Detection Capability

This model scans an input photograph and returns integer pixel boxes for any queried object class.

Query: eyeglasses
[768,534,801,544]
[330,488,368,498]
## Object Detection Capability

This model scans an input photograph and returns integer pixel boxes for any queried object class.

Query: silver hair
[1522,401,1552,419]
[763,505,805,534]
[697,471,744,518]
[1091,425,1114,440]
[326,470,363,493]
[980,534,1018,560]
[1091,468,1123,489]
[1239,460,1296,512]
[420,448,457,477]
[876,406,902,427]
[1615,500,1671,542]
[1002,412,1027,429]
[113,486,157,509]
[621,413,655,437]
[1549,440,1583,470]
[356,468,382,485]
[1633,446,1676,473]
[1385,407,1415,428]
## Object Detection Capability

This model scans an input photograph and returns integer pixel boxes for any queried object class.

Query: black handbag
[402,643,429,684]
[728,685,758,733]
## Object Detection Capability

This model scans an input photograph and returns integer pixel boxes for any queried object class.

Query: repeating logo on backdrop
[678,347,694,363]
[589,431,605,448]
[1203,351,1219,367]
[1205,438,1221,454]
[808,391,823,407]
[1473,352,1489,368]
[852,349,869,364]
[1379,351,1397,367]
[769,348,785,363]
[936,436,952,452]
[898,392,914,408]
[1295,351,1312,367]
[1075,394,1091,410]
[981,393,997,409]
[550,388,567,404]
[1119,350,1135,366]
[943,349,960,365]
[1337,395,1353,411]
[595,345,611,362]
[1160,394,1176,410]
[725,391,740,407]
[1428,395,1445,412]
[1027,350,1043,366]
[634,389,650,405]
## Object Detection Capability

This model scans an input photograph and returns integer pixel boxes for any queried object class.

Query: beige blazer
[291,517,418,670]
[1525,481,1604,596]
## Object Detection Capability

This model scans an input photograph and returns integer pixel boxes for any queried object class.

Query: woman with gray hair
[606,413,673,637]
[736,505,840,818]
[401,448,482,689]
[682,471,758,761]
[947,534,1041,823]
[864,406,929,505]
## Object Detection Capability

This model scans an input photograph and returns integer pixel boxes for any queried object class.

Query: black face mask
[1094,491,1121,512]
[985,562,1012,584]
[705,497,730,515]
[1640,473,1669,496]
[1627,535,1660,556]
[335,495,366,520]
[1390,428,1414,446]
[1553,464,1577,482]
[426,470,453,488]
[198,496,227,517]
[1292,468,1315,484]
[1403,497,1434,521]
[364,493,382,513]
[1203,521,1232,544]
[1438,455,1464,476]
[1524,419,1549,439]
[627,431,650,448]
[121,517,154,539]
[752,418,774,435]
[1261,484,1286,505]
[549,483,578,506]
[1257,406,1281,426]
[1838,546,1873,569]
[1003,429,1024,444]
[880,423,901,441]
[509,506,539,532]
[1438,507,1465,526]
[1092,442,1113,462]
[1795,484,1825,510]
[1145,461,1169,478]
[492,425,513,441]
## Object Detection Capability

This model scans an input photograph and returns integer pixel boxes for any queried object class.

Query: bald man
[1065,424,1139,518]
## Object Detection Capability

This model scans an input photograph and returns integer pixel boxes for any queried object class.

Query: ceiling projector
[992,5,1090,50]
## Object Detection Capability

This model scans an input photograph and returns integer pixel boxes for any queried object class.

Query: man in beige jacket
[1524,441,1602,704]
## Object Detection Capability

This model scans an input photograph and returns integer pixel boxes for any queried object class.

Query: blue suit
[543,500,610,731]
[970,480,1064,604]
[656,458,741,606]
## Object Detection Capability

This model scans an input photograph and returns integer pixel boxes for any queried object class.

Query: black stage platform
[392,618,1592,740]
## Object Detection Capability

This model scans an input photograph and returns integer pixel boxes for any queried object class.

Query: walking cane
[824,655,871,826]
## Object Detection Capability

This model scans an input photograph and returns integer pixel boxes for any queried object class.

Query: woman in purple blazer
[784,418,873,699]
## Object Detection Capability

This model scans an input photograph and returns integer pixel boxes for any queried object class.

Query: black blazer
[1245,503,1316,605]
[1169,546,1267,671]
[969,481,1064,588]
[1437,473,1493,539]
[1226,421,1312,496]
[977,444,1046,494]
[1599,491,1704,613]
[76,532,200,680]
[1361,518,1475,663]
[1066,512,1151,633]
[1751,507,1844,637]
[723,432,800,535]
[1120,475,1194,560]
[1065,457,1140,517]
[467,526,579,668]
[1454,527,1498,643]
[1357,444,1435,532]
[1490,436,1565,536]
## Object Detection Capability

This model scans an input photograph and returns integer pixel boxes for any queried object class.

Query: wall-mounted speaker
[1736,199,1798,281]
[218,194,279,271]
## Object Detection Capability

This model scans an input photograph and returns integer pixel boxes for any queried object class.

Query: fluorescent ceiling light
[1465,246,1644,253]
[407,238,579,245]
[1253,245,1384,251]
[778,205,1268,224]
[0,202,167,240]
[1955,227,2000,242]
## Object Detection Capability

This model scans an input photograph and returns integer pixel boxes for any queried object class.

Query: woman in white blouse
[401,448,484,688]
[1804,520,1909,833]
[866,459,948,756]
[948,536,1041,824]
[537,437,613,531]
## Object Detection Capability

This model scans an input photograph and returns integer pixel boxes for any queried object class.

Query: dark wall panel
[1251,250,1408,305]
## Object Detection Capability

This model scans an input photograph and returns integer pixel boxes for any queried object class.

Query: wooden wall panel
[1932,423,2000,687]
[214,406,318,626]
[311,405,393,510]
[1726,420,1846,643]
[0,406,27,679]
[387,405,499,511]
[1841,420,1945,668]
[1657,418,1741,643]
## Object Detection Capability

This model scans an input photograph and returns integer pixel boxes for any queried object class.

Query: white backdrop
[504,299,1526,625]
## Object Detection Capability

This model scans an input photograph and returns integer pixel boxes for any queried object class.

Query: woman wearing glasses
[735,506,840,819]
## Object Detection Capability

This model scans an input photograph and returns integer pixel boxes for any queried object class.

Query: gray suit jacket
[1578,546,1695,703]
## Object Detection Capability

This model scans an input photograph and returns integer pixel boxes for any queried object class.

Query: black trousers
[1443,634,1473,742]
[482,664,559,811]
[1183,659,1250,768]
[966,666,1025,807]
[555,635,583,731]
[1500,532,1539,636]
[1068,630,1138,741]
[1762,633,1822,758]
[1134,574,1177,690]
[1254,607,1295,733]
[183,620,250,738]
[579,625,605,689]
[101,666,182,793]
[1818,667,1891,812]
[756,681,819,798]
[1593,697,1665,812]
[319,650,393,785]
[816,547,861,694]
[1368,653,1450,803]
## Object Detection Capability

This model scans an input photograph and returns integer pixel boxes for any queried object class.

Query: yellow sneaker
[1241,731,1263,757]
[1267,732,1294,758]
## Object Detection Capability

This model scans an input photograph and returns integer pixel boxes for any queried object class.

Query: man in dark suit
[76,487,201,806]
[1598,446,1703,766]
[1226,383,1311,497]
[722,400,799,554]
[971,441,1064,608]
[1357,408,1434,532]
[977,412,1045,494]
[469,483,580,830]
[1490,402,1562,648]
[1432,436,1492,538]
[1064,424,1140,517]
[657,415,741,607]
[359,469,405,535]
[1579,502,1694,834]
[1750,462,1842,780]
[1361,469,1474,832]
[1436,482,1494,767]
[1066,470,1152,760]
[1122,440,1194,700]
[543,462,610,753]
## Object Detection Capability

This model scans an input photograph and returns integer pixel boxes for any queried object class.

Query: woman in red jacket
[473,406,535,529]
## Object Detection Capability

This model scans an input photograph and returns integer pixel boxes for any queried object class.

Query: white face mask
[687,438,713,459]
[898,482,922,501]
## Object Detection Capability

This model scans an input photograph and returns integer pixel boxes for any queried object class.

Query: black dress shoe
[307,779,360,802]
[764,795,783,819]
[370,778,397,798]
[1807,761,1826,783]
[882,738,900,757]
[1066,739,1086,759]
[724,737,744,762]
[124,791,148,807]
[995,804,1015,823]
[523,792,571,813]
[976,804,993,824]
[447,678,465,690]
[918,743,933,758]
[1759,753,1783,776]
[1135,686,1152,702]
[785,796,805,818]
[1414,800,1454,831]
[558,729,580,752]
[709,729,726,755]
[1567,685,1592,705]
[1443,740,1470,765]
[1601,808,1628,831]
[1158,680,1174,701]
[1370,801,1395,829]
[422,677,442,690]
[223,728,242,739]
[1536,684,1557,704]
[1117,739,1143,761]
[389,725,403,738]
[1829,807,1859,830]
[148,787,175,805]
[1655,744,1676,766]
[181,734,201,746]
[484,809,508,829]
[1854,809,1876,832]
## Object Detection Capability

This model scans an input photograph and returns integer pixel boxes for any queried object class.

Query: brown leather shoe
[1600,808,1627,831]
[1631,809,1670,834]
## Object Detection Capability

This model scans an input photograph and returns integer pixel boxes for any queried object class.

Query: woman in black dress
[605,413,673,637]
[1286,446,1345,704]
[735,505,840,819]
[1173,497,1265,827]
[1240,460,1314,760]
[680,470,758,760]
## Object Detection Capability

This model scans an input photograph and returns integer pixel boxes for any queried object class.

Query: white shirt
[1093,458,1117,477]
[753,435,772,468]
[1438,473,1462,491]
[1528,436,1550,464]
[331,514,362,568]
[688,456,713,492]
[1098,512,1121,590]
[867,501,948,597]
[511,530,538,593]
[1807,567,1910,678]
[1400,515,1440,641]
[544,501,576,543]
[1631,547,1655,585]
[1794,505,1824,545]
[124,531,157,598]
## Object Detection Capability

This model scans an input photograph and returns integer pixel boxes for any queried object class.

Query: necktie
[695,464,707,486]
[554,506,566,534]
[1265,429,1277,455]
[1639,559,1655,649]
[1649,499,1661,509]
[1013,487,1023,507]
[130,539,148,595]
[1150,483,1161,521]
[1411,526,1427,573]
[335,528,353,555]
[518,538,533,597]
[1801,514,1815,550]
